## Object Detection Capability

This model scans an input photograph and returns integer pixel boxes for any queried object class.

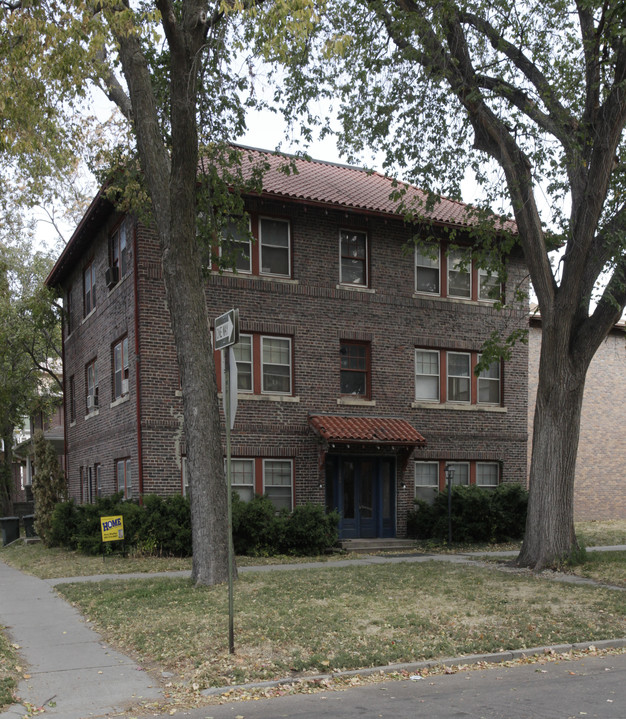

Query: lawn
[0,629,18,709]
[54,560,626,691]
[1,519,625,712]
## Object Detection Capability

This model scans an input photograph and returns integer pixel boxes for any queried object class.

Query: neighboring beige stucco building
[528,312,626,520]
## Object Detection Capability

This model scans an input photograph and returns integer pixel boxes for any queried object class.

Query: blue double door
[326,456,396,539]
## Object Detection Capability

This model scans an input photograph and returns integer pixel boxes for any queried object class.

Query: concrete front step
[340,538,417,554]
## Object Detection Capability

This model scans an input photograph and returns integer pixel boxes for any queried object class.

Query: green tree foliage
[257,0,626,569]
[0,232,61,513]
[31,430,67,543]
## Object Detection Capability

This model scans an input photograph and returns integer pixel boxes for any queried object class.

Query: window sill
[336,284,376,294]
[82,308,97,324]
[219,392,300,403]
[110,394,130,408]
[214,271,299,286]
[411,401,507,412]
[337,397,377,407]
[84,408,100,420]
[412,293,497,307]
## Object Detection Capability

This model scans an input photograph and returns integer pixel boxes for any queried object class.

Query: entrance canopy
[308,415,426,448]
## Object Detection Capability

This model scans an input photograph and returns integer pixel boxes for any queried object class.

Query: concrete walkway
[0,561,161,719]
[1,546,626,718]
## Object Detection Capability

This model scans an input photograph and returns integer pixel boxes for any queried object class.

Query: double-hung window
[86,359,98,412]
[340,229,368,286]
[113,337,130,400]
[84,261,96,316]
[259,217,290,277]
[477,355,501,404]
[111,222,128,279]
[476,462,499,489]
[231,459,255,502]
[261,336,291,394]
[233,335,253,392]
[415,243,440,294]
[69,375,76,423]
[478,266,500,301]
[447,352,471,403]
[414,462,439,504]
[447,462,470,486]
[447,248,471,298]
[415,349,440,401]
[221,219,252,274]
[340,341,370,398]
[263,459,293,510]
[116,458,132,499]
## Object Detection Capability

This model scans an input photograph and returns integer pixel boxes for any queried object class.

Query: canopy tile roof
[309,415,426,446]
[234,145,499,230]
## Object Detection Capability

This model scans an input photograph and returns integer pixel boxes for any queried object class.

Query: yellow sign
[100,515,124,542]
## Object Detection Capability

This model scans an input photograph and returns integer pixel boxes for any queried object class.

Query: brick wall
[60,196,529,537]
[528,322,626,520]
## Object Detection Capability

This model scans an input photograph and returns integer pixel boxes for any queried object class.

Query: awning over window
[308,415,426,447]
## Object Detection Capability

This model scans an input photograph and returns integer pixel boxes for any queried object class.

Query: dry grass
[55,561,626,691]
[0,542,353,580]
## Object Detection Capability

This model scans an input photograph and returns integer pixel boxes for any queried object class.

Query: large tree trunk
[0,425,14,516]
[113,4,232,585]
[518,325,588,570]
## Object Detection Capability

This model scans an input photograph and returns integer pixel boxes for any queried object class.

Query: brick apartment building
[46,147,529,539]
[529,313,626,520]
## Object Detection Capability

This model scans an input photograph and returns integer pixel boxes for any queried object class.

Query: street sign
[215,308,239,350]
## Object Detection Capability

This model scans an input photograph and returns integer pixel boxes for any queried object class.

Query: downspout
[132,220,145,500]
[61,298,69,494]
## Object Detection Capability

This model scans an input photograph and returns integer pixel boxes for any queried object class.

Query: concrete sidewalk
[0,561,161,719]
[1,546,625,718]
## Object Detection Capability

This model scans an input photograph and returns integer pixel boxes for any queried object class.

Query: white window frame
[415,349,440,402]
[113,336,130,400]
[414,461,440,504]
[447,247,472,299]
[259,217,290,277]
[220,219,252,274]
[263,458,293,511]
[233,334,253,393]
[230,458,255,502]
[447,462,470,486]
[476,462,499,489]
[415,243,441,295]
[84,261,96,316]
[116,458,132,499]
[339,229,368,287]
[86,358,98,412]
[261,336,292,395]
[478,266,500,302]
[477,355,501,405]
[447,352,471,403]
[182,457,188,497]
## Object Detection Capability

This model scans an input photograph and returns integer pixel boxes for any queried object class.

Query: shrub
[139,494,191,556]
[232,494,339,556]
[231,494,280,556]
[490,483,528,541]
[406,499,436,539]
[280,503,340,555]
[409,483,528,544]
[32,431,68,545]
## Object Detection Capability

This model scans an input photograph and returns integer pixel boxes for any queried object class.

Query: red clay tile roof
[309,415,426,446]
[233,145,512,231]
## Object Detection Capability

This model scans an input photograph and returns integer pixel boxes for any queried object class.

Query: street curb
[200,637,626,697]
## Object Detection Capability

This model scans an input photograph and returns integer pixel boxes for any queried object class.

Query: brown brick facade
[51,162,529,539]
[528,321,626,520]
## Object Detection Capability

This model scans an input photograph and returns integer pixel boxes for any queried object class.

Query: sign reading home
[100,515,124,542]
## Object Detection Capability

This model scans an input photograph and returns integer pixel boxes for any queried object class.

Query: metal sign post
[216,309,239,655]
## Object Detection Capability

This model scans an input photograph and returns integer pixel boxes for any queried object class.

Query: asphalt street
[158,651,626,719]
